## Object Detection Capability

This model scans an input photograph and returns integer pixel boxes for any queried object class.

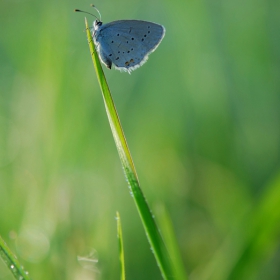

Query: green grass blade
[0,236,32,280]
[228,172,280,279]
[155,204,188,280]
[84,18,174,279]
[116,212,125,280]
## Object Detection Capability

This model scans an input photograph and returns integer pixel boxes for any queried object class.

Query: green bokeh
[0,0,280,279]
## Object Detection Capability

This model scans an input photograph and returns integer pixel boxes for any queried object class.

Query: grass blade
[84,18,174,279]
[228,172,280,279]
[116,212,125,280]
[155,204,188,280]
[0,235,32,280]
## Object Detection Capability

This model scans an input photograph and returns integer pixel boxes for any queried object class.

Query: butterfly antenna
[74,9,99,20]
[90,4,102,21]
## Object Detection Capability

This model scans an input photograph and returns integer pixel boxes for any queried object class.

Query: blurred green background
[1,0,280,279]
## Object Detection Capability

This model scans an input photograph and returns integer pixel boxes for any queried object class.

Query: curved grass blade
[228,172,280,279]
[84,18,174,279]
[116,212,125,280]
[0,235,32,280]
[155,204,188,280]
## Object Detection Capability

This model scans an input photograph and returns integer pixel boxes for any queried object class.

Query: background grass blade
[84,18,175,279]
[155,204,188,280]
[116,212,125,280]
[227,172,280,280]
[0,236,32,280]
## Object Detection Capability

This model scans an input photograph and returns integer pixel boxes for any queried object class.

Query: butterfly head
[93,20,103,31]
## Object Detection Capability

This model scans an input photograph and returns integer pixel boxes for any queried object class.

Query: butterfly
[76,7,165,73]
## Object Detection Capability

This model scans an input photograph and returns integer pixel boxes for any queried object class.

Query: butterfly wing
[94,20,165,73]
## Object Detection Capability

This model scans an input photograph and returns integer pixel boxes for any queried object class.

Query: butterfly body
[92,19,165,73]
